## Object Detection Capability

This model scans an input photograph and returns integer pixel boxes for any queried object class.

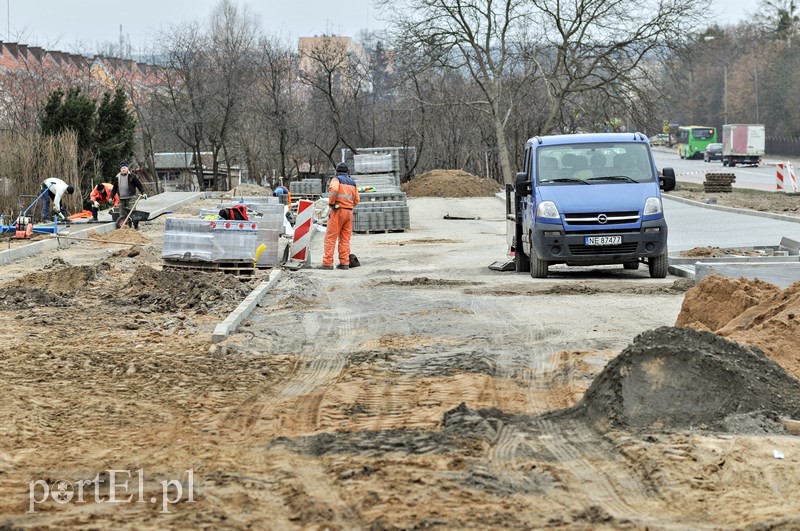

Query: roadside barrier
[288,199,314,264]
[777,162,799,193]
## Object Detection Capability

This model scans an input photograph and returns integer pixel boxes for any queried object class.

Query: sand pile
[571,327,800,433]
[402,169,503,198]
[677,275,800,379]
[679,246,760,257]
[229,183,271,196]
[88,227,152,244]
[123,265,253,312]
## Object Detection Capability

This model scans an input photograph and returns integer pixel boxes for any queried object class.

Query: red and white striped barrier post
[777,163,786,191]
[788,162,799,193]
[285,199,314,268]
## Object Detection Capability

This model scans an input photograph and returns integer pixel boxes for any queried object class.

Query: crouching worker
[40,177,75,222]
[89,183,118,221]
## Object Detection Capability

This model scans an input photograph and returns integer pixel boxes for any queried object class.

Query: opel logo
[597,214,608,224]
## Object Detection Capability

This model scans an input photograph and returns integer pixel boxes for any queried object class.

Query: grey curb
[212,269,282,343]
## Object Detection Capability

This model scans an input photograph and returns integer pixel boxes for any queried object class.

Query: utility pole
[723,63,728,124]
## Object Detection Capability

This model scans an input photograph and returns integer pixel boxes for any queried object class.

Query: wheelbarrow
[111,209,171,229]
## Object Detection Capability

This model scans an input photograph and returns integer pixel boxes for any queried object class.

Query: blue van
[508,133,676,278]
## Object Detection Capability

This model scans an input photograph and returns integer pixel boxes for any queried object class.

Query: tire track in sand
[465,294,659,523]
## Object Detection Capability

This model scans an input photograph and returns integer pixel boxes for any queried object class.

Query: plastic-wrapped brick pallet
[162,218,258,262]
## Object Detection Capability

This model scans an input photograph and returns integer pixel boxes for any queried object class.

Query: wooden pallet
[162,259,256,276]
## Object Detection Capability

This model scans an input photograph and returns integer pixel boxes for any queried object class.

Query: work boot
[320,265,333,270]
[337,264,350,270]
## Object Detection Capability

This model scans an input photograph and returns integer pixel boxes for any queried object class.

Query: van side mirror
[515,172,531,196]
[659,167,676,192]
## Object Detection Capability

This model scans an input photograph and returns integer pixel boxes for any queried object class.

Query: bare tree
[530,0,704,136]
[251,36,302,182]
[380,0,526,184]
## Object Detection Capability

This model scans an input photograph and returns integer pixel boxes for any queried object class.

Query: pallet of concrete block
[213,202,285,267]
[354,173,401,190]
[341,146,416,178]
[703,172,736,193]
[353,202,410,233]
[162,218,259,275]
[289,178,322,196]
[358,191,408,204]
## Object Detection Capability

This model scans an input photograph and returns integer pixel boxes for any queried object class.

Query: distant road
[651,148,783,192]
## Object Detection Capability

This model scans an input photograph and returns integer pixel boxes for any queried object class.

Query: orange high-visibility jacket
[328,174,360,209]
[90,183,119,206]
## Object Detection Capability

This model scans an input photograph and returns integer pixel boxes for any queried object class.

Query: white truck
[722,124,765,167]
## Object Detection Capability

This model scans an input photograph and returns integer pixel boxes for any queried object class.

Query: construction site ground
[1,191,800,529]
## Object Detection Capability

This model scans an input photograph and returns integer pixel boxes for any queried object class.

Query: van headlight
[536,201,560,219]
[644,197,663,215]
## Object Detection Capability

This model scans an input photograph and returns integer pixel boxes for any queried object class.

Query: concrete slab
[695,262,800,288]
[212,269,282,343]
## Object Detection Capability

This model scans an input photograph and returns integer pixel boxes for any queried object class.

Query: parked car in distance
[704,142,723,162]
[649,134,669,146]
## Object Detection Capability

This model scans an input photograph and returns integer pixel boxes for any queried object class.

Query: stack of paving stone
[353,192,410,232]
[289,178,323,196]
[704,172,736,193]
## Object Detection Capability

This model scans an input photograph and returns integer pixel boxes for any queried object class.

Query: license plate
[586,236,622,246]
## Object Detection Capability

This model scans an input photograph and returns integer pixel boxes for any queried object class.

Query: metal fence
[766,137,800,157]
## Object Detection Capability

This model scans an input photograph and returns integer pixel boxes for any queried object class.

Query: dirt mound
[0,286,70,307]
[402,169,503,197]
[11,263,108,294]
[229,183,271,196]
[677,276,800,379]
[679,246,760,257]
[675,275,781,331]
[123,265,253,312]
[89,227,151,244]
[570,327,800,433]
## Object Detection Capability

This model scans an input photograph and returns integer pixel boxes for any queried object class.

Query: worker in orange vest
[322,162,360,270]
[89,183,119,221]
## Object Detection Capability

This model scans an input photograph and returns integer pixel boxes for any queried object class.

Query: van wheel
[623,261,640,270]
[530,256,548,278]
[529,239,548,278]
[648,253,669,278]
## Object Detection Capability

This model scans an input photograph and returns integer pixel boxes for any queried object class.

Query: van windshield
[537,143,655,185]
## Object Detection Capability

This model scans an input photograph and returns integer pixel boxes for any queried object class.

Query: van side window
[523,147,530,174]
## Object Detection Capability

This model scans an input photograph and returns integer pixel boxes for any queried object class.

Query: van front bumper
[532,219,668,264]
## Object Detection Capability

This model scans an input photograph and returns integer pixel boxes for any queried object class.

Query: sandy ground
[0,195,799,529]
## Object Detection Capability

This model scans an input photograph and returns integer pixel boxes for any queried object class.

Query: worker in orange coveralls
[322,162,360,270]
[89,183,119,221]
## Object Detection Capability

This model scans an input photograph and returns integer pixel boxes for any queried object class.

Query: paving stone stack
[353,195,410,232]
[704,172,736,193]
[289,178,323,196]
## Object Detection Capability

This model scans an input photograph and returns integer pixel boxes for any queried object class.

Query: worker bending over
[89,183,119,222]
[322,162,360,270]
[40,177,75,222]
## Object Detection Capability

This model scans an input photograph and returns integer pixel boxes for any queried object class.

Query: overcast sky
[2,0,757,53]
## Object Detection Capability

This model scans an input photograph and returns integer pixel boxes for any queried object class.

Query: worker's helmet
[273,186,288,195]
[336,162,349,174]
[66,185,75,194]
